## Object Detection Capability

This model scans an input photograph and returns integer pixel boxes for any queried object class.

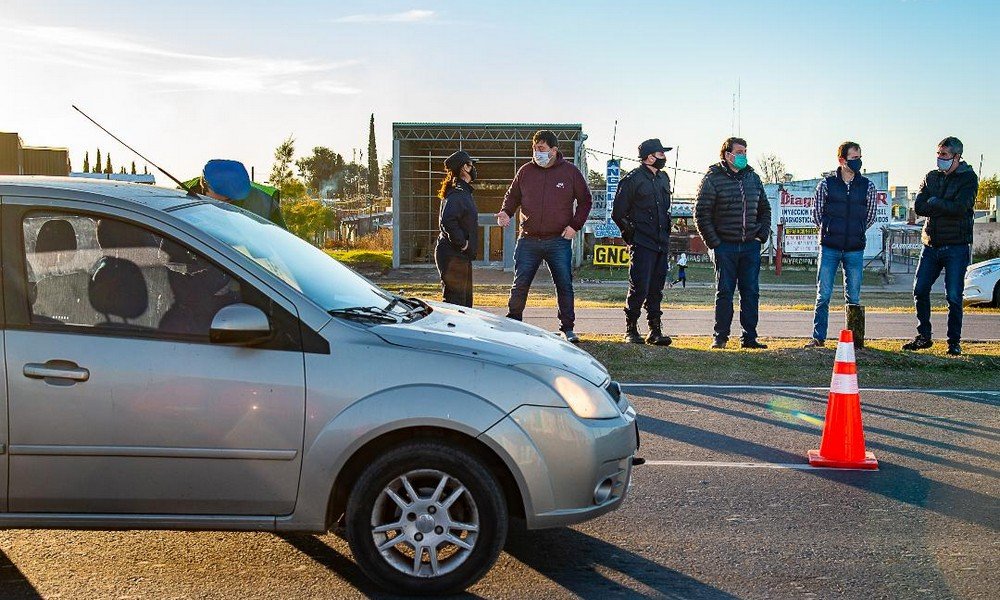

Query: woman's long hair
[437,164,463,200]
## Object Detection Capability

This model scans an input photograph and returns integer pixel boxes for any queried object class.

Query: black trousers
[625,245,670,323]
[435,245,473,307]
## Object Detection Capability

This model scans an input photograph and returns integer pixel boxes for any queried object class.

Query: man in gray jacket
[694,137,772,349]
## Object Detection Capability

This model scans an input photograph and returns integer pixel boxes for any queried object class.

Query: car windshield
[173,202,396,313]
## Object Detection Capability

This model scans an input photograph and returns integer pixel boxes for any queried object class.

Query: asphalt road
[479,307,1000,340]
[2,387,997,599]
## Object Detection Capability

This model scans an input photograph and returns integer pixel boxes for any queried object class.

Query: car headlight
[516,364,620,419]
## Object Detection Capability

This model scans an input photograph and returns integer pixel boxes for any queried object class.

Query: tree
[977,174,1000,210]
[367,113,379,197]
[296,146,346,197]
[94,149,102,173]
[283,199,335,244]
[588,169,607,189]
[341,162,369,200]
[104,153,112,174]
[380,160,393,198]
[279,178,310,202]
[120,166,126,174]
[131,161,137,175]
[144,165,149,175]
[757,153,787,184]
[269,135,296,191]
[83,151,90,173]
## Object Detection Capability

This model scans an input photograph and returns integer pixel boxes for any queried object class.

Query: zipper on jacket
[739,178,747,241]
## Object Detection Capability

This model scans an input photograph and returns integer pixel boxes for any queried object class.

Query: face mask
[732,153,748,170]
[650,157,667,170]
[469,165,478,182]
[937,157,954,172]
[533,150,551,167]
[845,158,862,173]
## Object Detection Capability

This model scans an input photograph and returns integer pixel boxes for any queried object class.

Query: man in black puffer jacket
[694,137,772,349]
[903,136,979,356]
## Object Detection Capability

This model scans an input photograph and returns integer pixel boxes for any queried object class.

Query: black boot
[646,319,672,346]
[624,317,644,344]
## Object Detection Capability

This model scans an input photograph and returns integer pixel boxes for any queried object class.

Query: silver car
[0,177,638,594]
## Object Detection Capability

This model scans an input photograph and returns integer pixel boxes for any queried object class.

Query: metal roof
[393,122,582,129]
[0,175,198,211]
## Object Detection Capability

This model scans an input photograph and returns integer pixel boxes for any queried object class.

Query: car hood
[370,302,610,386]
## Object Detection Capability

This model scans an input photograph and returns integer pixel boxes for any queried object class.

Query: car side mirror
[210,303,272,346]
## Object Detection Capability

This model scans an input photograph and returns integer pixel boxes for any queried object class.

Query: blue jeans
[914,244,971,344]
[506,236,575,331]
[811,246,864,342]
[625,245,670,323]
[712,240,761,342]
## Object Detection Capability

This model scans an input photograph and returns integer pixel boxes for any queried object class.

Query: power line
[585,147,706,175]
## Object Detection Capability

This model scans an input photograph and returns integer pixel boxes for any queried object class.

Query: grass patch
[327,249,392,271]
[382,282,999,313]
[580,335,1000,390]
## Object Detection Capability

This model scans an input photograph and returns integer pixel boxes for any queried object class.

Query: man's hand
[496,211,511,227]
[561,226,577,240]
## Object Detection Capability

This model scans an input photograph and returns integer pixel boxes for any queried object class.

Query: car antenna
[72,105,198,197]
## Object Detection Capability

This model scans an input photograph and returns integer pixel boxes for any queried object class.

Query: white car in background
[964,258,1000,306]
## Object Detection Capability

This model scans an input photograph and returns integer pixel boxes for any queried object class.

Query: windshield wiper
[328,306,401,324]
[401,296,433,318]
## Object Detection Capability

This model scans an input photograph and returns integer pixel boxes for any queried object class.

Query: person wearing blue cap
[199,159,287,228]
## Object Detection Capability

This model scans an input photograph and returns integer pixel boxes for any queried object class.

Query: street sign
[596,159,622,238]
[593,244,631,266]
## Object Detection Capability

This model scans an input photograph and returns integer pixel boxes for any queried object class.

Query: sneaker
[902,336,933,351]
[741,340,769,349]
[803,338,825,348]
[947,342,962,356]
[561,330,580,344]
[710,338,728,349]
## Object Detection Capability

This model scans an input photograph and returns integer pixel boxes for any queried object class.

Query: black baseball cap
[638,138,673,158]
[444,150,478,171]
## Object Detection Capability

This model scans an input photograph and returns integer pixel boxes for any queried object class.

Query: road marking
[621,383,1000,395]
[642,459,877,471]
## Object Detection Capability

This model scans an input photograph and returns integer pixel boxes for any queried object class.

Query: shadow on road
[276,533,488,599]
[505,524,739,599]
[0,548,43,600]
[638,410,1000,531]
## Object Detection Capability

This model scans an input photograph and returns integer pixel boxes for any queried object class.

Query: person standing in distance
[611,138,674,345]
[904,136,979,355]
[805,141,879,347]
[435,150,479,307]
[694,137,772,349]
[497,130,592,344]
[672,252,688,288]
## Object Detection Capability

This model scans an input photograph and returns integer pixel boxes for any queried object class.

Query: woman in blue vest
[805,141,879,347]
[435,151,479,307]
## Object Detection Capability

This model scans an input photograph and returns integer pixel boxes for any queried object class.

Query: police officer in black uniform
[435,150,479,307]
[612,139,674,345]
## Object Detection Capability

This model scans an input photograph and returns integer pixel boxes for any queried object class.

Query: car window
[24,211,242,338]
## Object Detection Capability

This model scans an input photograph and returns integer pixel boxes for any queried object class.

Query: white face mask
[533,150,552,167]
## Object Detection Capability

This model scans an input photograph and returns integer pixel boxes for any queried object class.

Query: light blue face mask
[937,156,954,172]
[733,154,748,170]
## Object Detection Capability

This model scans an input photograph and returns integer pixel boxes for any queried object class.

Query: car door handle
[23,362,90,382]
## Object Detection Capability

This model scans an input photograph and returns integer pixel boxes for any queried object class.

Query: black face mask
[650,157,667,170]
[468,165,478,182]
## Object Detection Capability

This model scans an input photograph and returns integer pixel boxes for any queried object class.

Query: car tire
[345,440,507,595]
[993,281,1000,308]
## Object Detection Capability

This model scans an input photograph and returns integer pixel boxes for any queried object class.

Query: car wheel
[345,441,507,595]
[993,281,1000,308]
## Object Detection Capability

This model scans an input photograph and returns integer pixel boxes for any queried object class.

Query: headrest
[89,257,148,319]
[35,219,77,253]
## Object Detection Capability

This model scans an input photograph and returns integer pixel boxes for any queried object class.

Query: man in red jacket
[497,130,592,343]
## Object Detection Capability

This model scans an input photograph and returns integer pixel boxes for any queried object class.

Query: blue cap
[203,159,251,200]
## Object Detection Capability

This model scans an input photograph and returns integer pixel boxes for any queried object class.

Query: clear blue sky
[2,0,997,195]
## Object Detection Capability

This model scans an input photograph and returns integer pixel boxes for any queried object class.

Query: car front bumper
[479,391,639,530]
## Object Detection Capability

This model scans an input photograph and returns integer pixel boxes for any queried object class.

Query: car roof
[0,176,201,212]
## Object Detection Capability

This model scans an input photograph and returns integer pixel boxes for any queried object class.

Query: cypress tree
[367,113,379,196]
[83,151,90,173]
[131,161,137,175]
[95,149,102,173]
[105,153,112,174]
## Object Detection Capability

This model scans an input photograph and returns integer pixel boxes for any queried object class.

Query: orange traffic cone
[807,329,878,469]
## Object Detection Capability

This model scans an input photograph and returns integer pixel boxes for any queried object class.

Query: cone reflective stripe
[808,329,878,469]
